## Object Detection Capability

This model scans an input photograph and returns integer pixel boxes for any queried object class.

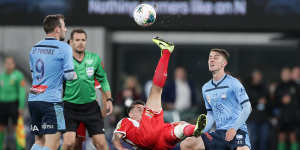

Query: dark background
[1,0,300,32]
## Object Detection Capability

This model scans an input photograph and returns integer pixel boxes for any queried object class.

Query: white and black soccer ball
[133,3,156,27]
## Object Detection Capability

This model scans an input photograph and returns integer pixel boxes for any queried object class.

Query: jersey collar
[211,74,227,87]
[73,51,86,64]
[45,37,57,40]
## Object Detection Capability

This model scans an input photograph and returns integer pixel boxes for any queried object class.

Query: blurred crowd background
[1,0,300,150]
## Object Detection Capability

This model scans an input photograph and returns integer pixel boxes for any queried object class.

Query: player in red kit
[112,37,207,150]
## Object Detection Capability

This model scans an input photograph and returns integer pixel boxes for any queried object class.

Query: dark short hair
[43,14,64,34]
[210,48,230,61]
[70,28,87,40]
[127,100,145,115]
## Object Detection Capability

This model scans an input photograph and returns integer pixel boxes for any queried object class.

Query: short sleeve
[232,79,249,105]
[94,79,101,89]
[94,55,110,92]
[114,118,129,138]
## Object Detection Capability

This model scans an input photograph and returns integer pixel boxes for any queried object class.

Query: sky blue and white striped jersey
[28,37,74,102]
[202,74,249,132]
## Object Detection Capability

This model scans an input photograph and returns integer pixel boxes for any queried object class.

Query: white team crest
[86,67,94,77]
[221,93,227,99]
[206,95,211,104]
[86,59,93,65]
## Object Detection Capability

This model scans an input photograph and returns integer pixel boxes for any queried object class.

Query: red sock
[153,50,171,87]
[183,125,195,137]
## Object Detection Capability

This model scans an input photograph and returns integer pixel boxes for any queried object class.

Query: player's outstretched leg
[193,114,207,137]
[173,114,206,140]
[146,37,174,112]
[180,114,207,150]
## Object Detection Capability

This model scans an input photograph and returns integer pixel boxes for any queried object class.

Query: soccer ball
[133,4,156,27]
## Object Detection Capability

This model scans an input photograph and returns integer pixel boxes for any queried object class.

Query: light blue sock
[31,144,43,150]
[42,146,51,150]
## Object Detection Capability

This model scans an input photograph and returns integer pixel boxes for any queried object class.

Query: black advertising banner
[0,0,300,32]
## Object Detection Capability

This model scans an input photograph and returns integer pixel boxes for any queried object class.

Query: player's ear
[128,111,133,118]
[54,26,60,34]
[222,59,227,67]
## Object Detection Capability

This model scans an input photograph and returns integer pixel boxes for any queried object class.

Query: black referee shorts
[0,101,18,126]
[63,100,104,136]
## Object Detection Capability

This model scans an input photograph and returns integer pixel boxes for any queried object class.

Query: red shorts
[76,122,86,140]
[138,108,179,150]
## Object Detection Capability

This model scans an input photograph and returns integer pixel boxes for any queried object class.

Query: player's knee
[92,136,108,150]
[236,146,250,150]
[63,136,76,149]
[64,139,75,148]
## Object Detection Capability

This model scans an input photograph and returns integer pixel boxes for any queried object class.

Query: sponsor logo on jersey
[145,110,153,118]
[31,85,48,93]
[206,95,211,104]
[86,67,94,77]
[221,93,227,99]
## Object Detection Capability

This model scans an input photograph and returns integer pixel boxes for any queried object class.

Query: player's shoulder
[33,39,71,50]
[226,74,241,83]
[13,70,24,77]
[86,51,101,58]
[86,51,102,64]
[117,117,128,123]
[118,118,139,127]
[202,79,212,90]
[116,118,130,128]
[56,41,72,50]
[226,74,244,87]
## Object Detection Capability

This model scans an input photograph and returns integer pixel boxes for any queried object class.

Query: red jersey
[114,108,179,150]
